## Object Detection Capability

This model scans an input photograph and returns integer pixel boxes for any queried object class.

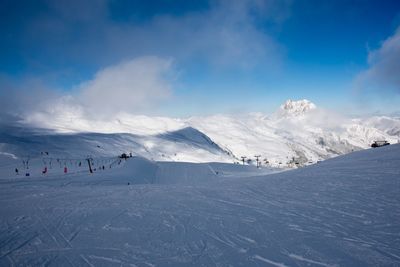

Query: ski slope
[0,125,234,165]
[17,99,400,167]
[0,143,399,266]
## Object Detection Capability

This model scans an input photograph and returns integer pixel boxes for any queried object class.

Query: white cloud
[1,0,293,126]
[21,0,289,70]
[0,56,176,128]
[22,95,86,131]
[355,27,400,94]
[77,56,174,118]
[0,75,63,124]
[141,0,286,68]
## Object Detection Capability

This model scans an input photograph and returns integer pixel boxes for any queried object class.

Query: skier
[15,168,19,175]
[64,166,68,174]
[42,167,47,174]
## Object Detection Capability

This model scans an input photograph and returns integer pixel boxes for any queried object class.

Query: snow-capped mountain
[361,115,400,136]
[277,99,317,117]
[187,100,399,166]
[2,99,400,167]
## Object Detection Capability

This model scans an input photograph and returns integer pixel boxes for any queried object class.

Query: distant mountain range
[1,99,399,168]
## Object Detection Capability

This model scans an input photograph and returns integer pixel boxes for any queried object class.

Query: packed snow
[0,137,399,266]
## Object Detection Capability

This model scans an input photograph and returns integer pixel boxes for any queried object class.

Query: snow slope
[0,125,234,164]
[187,101,400,166]
[0,142,399,266]
[5,99,400,166]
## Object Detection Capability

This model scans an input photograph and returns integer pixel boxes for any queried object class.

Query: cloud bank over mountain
[0,56,176,124]
[78,56,174,118]
[355,27,400,94]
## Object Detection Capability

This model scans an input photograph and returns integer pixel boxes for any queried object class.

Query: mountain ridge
[1,99,399,167]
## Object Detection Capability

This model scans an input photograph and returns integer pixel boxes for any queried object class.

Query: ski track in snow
[253,254,288,267]
[0,145,399,266]
[288,253,338,267]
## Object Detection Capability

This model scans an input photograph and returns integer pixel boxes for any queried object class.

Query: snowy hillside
[187,100,400,166]
[0,125,233,164]
[3,99,400,167]
[361,115,400,136]
[0,140,399,266]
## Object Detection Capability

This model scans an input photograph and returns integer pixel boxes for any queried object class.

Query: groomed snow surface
[0,144,399,266]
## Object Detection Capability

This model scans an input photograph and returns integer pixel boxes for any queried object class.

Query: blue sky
[0,0,400,118]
